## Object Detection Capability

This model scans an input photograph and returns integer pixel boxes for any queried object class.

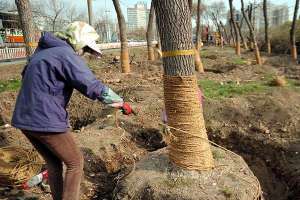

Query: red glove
[121,102,133,115]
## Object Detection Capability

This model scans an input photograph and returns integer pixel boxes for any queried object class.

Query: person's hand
[121,102,134,115]
[101,87,123,106]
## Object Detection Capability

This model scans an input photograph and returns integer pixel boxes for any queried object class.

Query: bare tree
[210,13,223,44]
[229,20,235,45]
[112,0,130,73]
[194,0,204,72]
[146,2,155,61]
[263,0,271,54]
[241,0,262,65]
[195,0,203,50]
[290,0,299,62]
[87,0,93,25]
[47,0,65,32]
[15,0,36,57]
[219,21,229,44]
[229,0,240,56]
[190,1,206,20]
[207,2,226,46]
[65,4,87,23]
[236,20,248,50]
[153,0,214,170]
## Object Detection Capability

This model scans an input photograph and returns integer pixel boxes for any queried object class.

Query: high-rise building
[127,2,150,31]
[252,2,289,31]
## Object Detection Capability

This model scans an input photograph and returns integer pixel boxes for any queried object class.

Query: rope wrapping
[163,75,214,170]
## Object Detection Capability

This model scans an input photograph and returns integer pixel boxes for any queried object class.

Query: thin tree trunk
[52,15,58,32]
[153,0,214,170]
[229,0,240,56]
[241,0,262,65]
[188,0,193,11]
[211,13,222,46]
[195,0,204,72]
[247,5,254,49]
[112,0,130,73]
[229,20,236,46]
[87,0,93,25]
[15,0,35,58]
[147,2,155,61]
[220,21,229,44]
[195,0,202,50]
[236,22,248,50]
[290,0,299,62]
[263,0,271,54]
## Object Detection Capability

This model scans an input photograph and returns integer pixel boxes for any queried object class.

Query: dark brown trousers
[22,130,83,200]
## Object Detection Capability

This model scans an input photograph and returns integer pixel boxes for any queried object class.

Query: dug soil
[0,47,299,200]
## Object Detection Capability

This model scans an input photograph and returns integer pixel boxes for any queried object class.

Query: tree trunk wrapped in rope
[154,0,214,170]
[112,0,130,73]
[15,0,36,58]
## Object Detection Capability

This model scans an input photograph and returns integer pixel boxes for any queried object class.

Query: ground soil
[0,46,299,200]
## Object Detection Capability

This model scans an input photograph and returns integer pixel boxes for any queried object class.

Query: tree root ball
[113,147,262,200]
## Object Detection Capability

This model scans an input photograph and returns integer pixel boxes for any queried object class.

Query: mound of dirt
[113,147,262,200]
[75,126,146,174]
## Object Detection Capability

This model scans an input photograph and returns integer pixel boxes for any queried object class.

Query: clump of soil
[269,76,287,87]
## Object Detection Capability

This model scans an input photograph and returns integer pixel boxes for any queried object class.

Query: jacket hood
[38,32,71,49]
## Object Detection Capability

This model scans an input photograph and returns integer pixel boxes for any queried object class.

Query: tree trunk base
[164,75,213,170]
[121,48,130,73]
[154,47,162,59]
[148,47,155,61]
[194,50,204,73]
[291,45,298,62]
[267,42,271,55]
[243,41,249,50]
[236,41,241,56]
[253,42,262,65]
[113,147,263,200]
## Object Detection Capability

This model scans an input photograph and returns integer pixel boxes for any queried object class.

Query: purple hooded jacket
[12,32,106,132]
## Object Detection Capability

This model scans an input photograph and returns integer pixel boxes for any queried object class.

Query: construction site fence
[0,41,157,61]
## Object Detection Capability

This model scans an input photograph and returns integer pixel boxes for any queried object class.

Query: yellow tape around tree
[162,49,195,58]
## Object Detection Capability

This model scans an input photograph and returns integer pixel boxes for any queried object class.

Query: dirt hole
[205,64,238,74]
[82,148,118,200]
[208,130,299,200]
[133,128,167,151]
